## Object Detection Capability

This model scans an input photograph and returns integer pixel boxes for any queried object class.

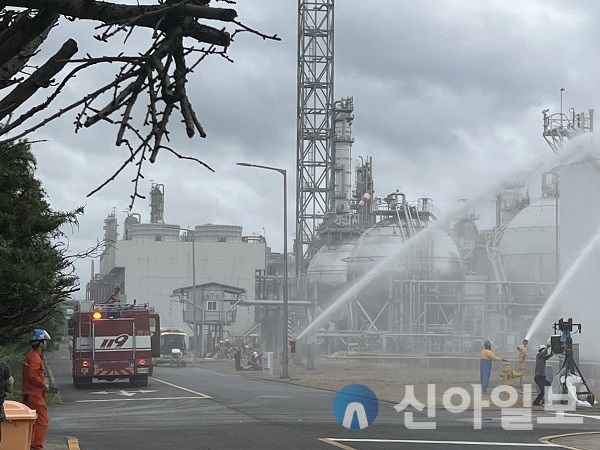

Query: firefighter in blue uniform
[479,340,506,394]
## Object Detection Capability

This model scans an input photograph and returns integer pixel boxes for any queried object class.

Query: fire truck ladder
[76,301,94,360]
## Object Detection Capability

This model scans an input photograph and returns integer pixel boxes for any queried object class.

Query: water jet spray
[525,222,600,341]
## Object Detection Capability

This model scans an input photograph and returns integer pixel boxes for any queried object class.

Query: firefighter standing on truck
[106,286,120,304]
[22,329,52,450]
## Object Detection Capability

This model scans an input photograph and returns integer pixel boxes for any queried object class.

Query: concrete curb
[45,360,72,449]
[46,360,57,387]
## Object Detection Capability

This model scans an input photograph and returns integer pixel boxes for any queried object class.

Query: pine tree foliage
[0,139,81,342]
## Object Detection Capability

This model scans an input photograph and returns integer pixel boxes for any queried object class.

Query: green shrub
[0,344,61,404]
[0,344,25,401]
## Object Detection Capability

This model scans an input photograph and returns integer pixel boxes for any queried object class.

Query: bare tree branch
[0,38,78,121]
[0,8,58,70]
[5,0,235,45]
[0,1,280,207]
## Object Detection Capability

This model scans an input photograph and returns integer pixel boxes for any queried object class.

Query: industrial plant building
[87,101,600,363]
[87,184,267,355]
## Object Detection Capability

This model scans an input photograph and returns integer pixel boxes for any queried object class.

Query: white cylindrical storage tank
[559,161,600,272]
[555,159,600,361]
[127,223,181,241]
[194,224,243,243]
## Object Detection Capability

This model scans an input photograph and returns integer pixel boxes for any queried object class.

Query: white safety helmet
[31,328,51,342]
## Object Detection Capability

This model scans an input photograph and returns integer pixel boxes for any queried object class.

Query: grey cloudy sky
[13,0,600,292]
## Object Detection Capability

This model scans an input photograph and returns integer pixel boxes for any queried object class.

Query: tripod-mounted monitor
[551,318,594,406]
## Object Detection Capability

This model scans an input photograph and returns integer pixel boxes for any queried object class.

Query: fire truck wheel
[129,375,148,387]
[73,376,92,389]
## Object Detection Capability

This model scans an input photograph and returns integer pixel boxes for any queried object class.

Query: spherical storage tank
[343,217,463,330]
[346,219,463,284]
[497,197,557,285]
[306,242,355,305]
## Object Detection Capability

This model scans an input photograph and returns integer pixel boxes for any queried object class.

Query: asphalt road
[45,348,600,449]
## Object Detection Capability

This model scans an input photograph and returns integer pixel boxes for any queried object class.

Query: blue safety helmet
[31,328,51,342]
[483,339,492,349]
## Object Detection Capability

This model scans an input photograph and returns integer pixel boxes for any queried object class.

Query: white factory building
[88,184,266,346]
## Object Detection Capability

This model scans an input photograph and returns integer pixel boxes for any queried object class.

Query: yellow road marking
[318,438,357,449]
[539,431,600,450]
[150,376,212,398]
[67,436,81,450]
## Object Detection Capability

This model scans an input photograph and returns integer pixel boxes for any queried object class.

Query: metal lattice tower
[296,0,335,282]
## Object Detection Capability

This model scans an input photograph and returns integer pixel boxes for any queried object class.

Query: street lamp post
[182,228,200,364]
[560,87,565,128]
[192,234,198,364]
[237,162,289,378]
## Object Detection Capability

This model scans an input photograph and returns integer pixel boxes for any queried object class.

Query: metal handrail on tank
[543,112,574,132]
[380,192,419,236]
[420,200,443,221]
[542,108,594,153]
[394,208,407,240]
[370,195,445,239]
[543,109,593,134]
[404,201,418,235]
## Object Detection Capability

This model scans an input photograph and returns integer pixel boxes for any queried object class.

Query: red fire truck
[69,301,160,388]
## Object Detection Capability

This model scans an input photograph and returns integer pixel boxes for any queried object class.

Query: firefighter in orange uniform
[22,329,52,450]
[106,286,120,303]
